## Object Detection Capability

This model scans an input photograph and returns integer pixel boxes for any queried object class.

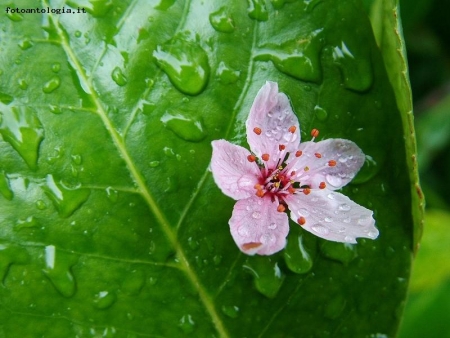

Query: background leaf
[0,0,418,336]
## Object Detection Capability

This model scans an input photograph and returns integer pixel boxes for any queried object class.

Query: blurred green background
[397,0,450,336]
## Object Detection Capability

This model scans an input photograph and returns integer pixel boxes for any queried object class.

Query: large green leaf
[0,0,417,336]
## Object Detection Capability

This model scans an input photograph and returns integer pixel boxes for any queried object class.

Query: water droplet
[74,30,82,38]
[121,269,145,295]
[320,241,357,265]
[111,66,127,86]
[70,154,81,165]
[248,0,269,21]
[42,174,91,218]
[324,217,333,223]
[312,224,329,235]
[155,0,176,10]
[255,30,323,82]
[298,208,310,217]
[324,294,346,319]
[160,112,207,142]
[238,226,250,237]
[18,38,33,50]
[15,216,38,230]
[221,305,240,318]
[42,76,61,93]
[216,61,240,84]
[284,232,315,274]
[0,241,30,283]
[48,105,62,114]
[178,315,195,334]
[0,105,44,170]
[0,171,13,200]
[52,62,61,73]
[268,223,277,230]
[17,78,28,90]
[327,192,336,200]
[36,199,47,210]
[252,211,261,219]
[43,245,78,297]
[367,231,377,239]
[6,11,23,21]
[338,203,351,212]
[149,160,160,167]
[326,175,343,188]
[0,92,13,104]
[66,0,112,17]
[187,237,199,250]
[243,256,285,298]
[213,254,222,265]
[209,7,235,33]
[351,154,380,184]
[332,41,373,92]
[106,187,118,203]
[93,290,116,309]
[357,216,372,226]
[153,34,210,95]
[314,105,328,121]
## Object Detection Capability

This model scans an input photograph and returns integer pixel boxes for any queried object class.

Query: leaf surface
[0,0,417,336]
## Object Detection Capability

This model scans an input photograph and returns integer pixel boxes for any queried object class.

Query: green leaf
[0,0,418,336]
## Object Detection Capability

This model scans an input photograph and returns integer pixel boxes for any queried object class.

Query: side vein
[44,2,228,337]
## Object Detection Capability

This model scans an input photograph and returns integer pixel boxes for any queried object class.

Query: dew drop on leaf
[111,66,127,86]
[36,199,46,210]
[314,105,328,121]
[160,112,207,142]
[0,105,44,170]
[93,291,117,309]
[6,11,23,22]
[0,241,30,283]
[153,35,210,95]
[15,216,38,230]
[178,314,195,334]
[243,257,285,298]
[247,0,269,21]
[0,92,13,104]
[18,78,28,90]
[42,76,61,93]
[221,305,240,318]
[43,245,78,298]
[209,7,235,33]
[51,62,61,73]
[324,294,347,319]
[105,186,118,203]
[351,154,380,184]
[283,233,315,274]
[320,241,357,265]
[149,160,160,167]
[0,171,13,200]
[18,38,33,50]
[216,61,240,84]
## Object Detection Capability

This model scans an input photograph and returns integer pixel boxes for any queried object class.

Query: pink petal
[285,190,378,243]
[229,196,289,255]
[246,81,300,168]
[289,139,365,190]
[211,140,261,200]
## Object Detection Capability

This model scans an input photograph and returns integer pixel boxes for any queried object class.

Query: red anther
[277,204,286,212]
[319,182,326,189]
[328,160,337,167]
[311,128,319,138]
[295,150,303,157]
[303,187,311,195]
[288,125,297,133]
[288,186,296,194]
[290,171,296,176]
[314,152,322,158]
[279,144,286,151]
[247,154,256,162]
[298,216,306,225]
[254,183,262,189]
[253,127,262,135]
[242,242,262,250]
[256,189,265,197]
[262,153,270,161]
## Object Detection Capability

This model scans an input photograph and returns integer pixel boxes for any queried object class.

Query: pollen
[262,153,270,161]
[314,152,322,158]
[295,150,303,157]
[328,160,337,167]
[311,128,319,138]
[277,204,286,212]
[288,125,297,133]
[298,216,306,225]
[319,182,326,189]
[254,183,262,190]
[247,154,256,162]
[303,187,311,195]
[253,127,262,135]
[279,144,286,151]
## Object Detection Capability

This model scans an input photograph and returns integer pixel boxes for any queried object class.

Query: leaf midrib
[43,1,228,336]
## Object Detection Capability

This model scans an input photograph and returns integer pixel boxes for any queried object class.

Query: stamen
[304,166,309,172]
[311,128,319,138]
[253,127,262,135]
[256,189,265,197]
[319,182,326,189]
[314,152,322,158]
[288,125,296,133]
[298,217,306,225]
[262,153,270,161]
[254,184,262,190]
[277,204,286,212]
[288,186,296,194]
[279,144,286,151]
[247,154,256,162]
[328,160,337,167]
[295,150,302,157]
[303,187,311,195]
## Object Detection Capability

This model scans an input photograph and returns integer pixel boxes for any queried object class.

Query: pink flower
[211,81,379,255]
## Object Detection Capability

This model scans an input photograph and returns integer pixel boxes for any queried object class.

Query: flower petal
[211,140,261,200]
[229,196,289,255]
[246,81,300,168]
[289,139,365,190]
[285,190,378,243]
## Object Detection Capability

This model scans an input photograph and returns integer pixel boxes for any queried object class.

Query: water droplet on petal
[268,223,277,230]
[327,192,336,200]
[324,217,333,223]
[326,175,343,187]
[161,112,207,142]
[111,66,127,86]
[42,76,61,93]
[252,211,261,219]
[312,224,329,235]
[153,34,210,95]
[338,203,351,211]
